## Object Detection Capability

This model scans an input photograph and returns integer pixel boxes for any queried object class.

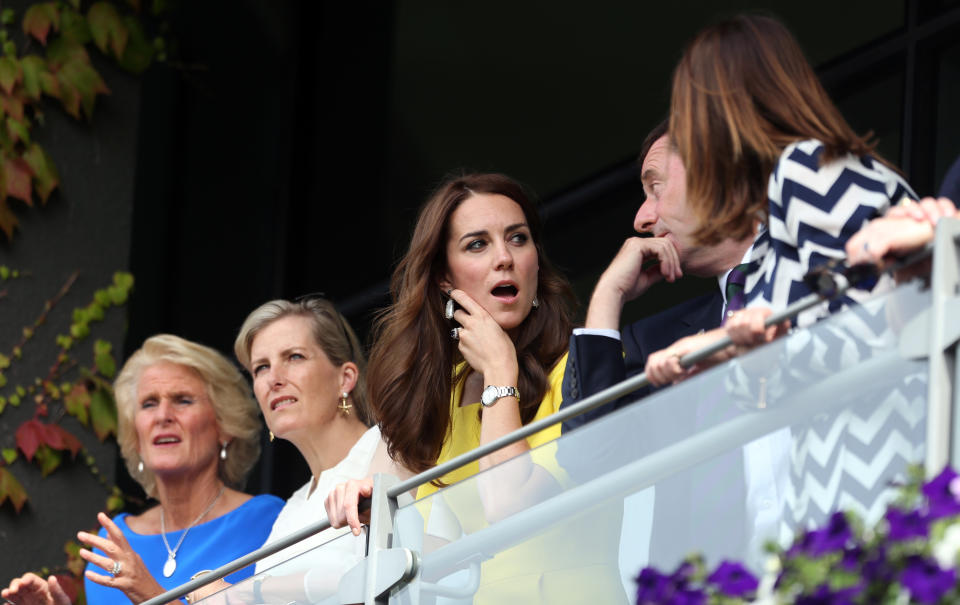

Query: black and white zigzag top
[744,139,916,326]
[737,139,922,536]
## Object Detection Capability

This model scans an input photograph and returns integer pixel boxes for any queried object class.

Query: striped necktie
[723,262,752,321]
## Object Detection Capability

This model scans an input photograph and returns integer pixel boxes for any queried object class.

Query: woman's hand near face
[2,572,70,605]
[325,477,373,536]
[78,512,167,604]
[448,288,519,383]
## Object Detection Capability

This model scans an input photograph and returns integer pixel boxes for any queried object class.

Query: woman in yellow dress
[327,172,627,603]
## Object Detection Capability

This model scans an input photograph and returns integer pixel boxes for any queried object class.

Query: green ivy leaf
[113,271,134,290]
[34,444,62,476]
[0,9,15,26]
[0,57,23,95]
[0,199,20,240]
[117,16,153,74]
[107,284,127,305]
[0,396,5,413]
[88,2,128,60]
[106,492,124,512]
[1,448,16,464]
[57,7,92,46]
[6,117,30,144]
[94,340,116,378]
[0,354,8,369]
[89,388,117,441]
[20,56,46,101]
[0,266,8,280]
[64,383,90,425]
[0,372,6,388]
[22,3,60,46]
[56,55,110,120]
[8,393,20,406]
[22,143,59,204]
[0,467,28,512]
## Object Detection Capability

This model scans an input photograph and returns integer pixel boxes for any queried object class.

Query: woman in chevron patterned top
[645,14,923,540]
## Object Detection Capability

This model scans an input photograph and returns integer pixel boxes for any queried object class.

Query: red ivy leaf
[23,3,61,46]
[1,94,25,121]
[15,419,43,461]
[0,467,28,512]
[41,423,83,457]
[3,156,34,206]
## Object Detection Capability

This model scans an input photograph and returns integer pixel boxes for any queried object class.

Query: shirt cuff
[572,328,621,340]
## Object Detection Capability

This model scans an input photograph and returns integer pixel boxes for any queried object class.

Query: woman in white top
[195,297,408,603]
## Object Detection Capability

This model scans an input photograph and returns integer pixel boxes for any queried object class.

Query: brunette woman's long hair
[368,173,575,475]
[669,14,891,246]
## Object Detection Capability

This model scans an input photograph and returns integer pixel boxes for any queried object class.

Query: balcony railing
[142,219,960,605]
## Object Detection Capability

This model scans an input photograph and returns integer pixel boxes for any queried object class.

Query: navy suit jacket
[561,290,724,432]
[558,289,751,570]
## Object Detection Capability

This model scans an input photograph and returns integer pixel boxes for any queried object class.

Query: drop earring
[338,392,352,415]
[444,298,455,320]
[220,442,228,460]
[532,297,540,309]
[137,458,144,473]
[269,431,274,442]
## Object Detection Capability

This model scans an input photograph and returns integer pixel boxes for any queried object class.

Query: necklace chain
[160,484,225,560]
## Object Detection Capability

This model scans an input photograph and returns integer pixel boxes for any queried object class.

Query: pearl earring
[338,392,353,415]
[137,458,144,473]
[220,442,228,460]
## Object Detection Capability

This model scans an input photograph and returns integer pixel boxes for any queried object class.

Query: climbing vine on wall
[0,0,167,240]
[0,267,134,598]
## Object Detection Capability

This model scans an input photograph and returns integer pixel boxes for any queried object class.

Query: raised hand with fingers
[585,237,682,330]
[325,477,374,536]
[448,288,519,383]
[2,572,70,605]
[724,307,789,352]
[78,512,167,604]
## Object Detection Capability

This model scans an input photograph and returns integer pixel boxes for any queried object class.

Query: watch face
[481,385,498,406]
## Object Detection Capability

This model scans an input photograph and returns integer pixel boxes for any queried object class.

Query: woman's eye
[289,352,305,361]
[177,396,194,405]
[466,239,486,251]
[140,399,157,409]
[252,363,268,376]
[509,232,529,244]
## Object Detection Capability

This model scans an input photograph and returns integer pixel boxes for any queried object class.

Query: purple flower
[792,512,853,556]
[861,545,890,582]
[636,567,670,604]
[923,467,960,520]
[635,564,707,605]
[707,560,759,597]
[899,556,956,604]
[885,507,929,541]
[795,584,860,605]
[840,545,862,571]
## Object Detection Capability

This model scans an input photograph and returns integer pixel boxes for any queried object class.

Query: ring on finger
[450,327,460,341]
[111,560,122,577]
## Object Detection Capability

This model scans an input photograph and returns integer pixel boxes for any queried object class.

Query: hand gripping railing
[140,239,942,605]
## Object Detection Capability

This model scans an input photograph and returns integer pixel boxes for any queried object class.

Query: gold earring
[338,392,352,415]
[268,431,274,442]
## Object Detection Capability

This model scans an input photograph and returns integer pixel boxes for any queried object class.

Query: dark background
[2,0,959,579]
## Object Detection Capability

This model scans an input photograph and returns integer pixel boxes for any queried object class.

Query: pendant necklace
[160,484,225,578]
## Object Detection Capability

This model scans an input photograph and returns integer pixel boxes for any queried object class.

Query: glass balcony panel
[391,279,931,604]
[194,529,365,605]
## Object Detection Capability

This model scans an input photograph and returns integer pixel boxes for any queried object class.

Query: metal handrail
[387,247,937,499]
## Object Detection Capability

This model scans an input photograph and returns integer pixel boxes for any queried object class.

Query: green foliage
[0,1,166,241]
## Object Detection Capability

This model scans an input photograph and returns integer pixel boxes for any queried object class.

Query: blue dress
[84,494,284,604]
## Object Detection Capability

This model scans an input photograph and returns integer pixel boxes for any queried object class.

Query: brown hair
[114,334,262,498]
[368,173,575,474]
[669,14,883,245]
[233,298,371,427]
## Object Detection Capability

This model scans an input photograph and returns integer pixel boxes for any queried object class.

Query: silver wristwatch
[480,385,519,407]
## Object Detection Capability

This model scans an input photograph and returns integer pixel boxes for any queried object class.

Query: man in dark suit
[561,122,754,429]
[558,122,763,572]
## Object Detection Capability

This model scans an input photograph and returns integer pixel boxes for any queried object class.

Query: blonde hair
[233,298,371,426]
[114,334,262,498]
